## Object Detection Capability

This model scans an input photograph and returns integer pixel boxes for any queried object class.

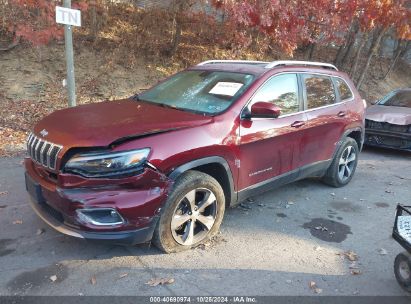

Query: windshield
[378,90,411,108]
[138,70,255,115]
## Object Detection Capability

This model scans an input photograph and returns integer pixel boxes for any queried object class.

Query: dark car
[25,60,365,253]
[365,88,411,151]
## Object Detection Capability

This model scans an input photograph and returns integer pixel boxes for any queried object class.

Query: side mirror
[250,102,281,118]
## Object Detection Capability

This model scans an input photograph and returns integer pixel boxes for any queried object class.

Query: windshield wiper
[130,93,140,101]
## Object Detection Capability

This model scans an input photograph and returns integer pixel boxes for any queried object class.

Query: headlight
[65,148,150,178]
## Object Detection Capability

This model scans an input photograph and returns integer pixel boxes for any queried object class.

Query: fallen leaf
[351,269,362,275]
[50,275,57,282]
[0,191,8,196]
[118,273,128,279]
[146,277,175,287]
[309,281,322,293]
[340,250,358,261]
[36,228,45,235]
[378,248,387,255]
[90,276,97,285]
[13,220,23,225]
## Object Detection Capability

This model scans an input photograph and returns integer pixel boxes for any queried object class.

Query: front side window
[138,70,255,115]
[379,90,411,108]
[250,74,300,116]
[303,74,336,109]
[335,78,353,101]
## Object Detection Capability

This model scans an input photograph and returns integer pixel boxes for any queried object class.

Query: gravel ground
[0,147,410,297]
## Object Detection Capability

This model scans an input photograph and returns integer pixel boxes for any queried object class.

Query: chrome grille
[27,133,63,170]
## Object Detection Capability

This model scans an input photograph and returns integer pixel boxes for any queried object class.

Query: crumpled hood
[366,105,411,125]
[33,99,212,148]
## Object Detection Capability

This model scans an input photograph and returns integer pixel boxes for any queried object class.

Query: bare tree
[382,40,410,80]
[356,26,388,89]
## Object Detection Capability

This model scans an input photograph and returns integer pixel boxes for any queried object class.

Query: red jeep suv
[25,60,365,252]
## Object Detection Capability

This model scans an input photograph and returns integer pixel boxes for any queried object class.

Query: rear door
[238,73,306,190]
[298,74,350,169]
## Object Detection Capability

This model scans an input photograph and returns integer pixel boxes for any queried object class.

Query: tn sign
[56,6,81,27]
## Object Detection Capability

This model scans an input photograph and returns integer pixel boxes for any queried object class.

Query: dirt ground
[0,147,410,297]
[0,44,160,156]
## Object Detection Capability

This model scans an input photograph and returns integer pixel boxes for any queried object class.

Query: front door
[238,73,306,192]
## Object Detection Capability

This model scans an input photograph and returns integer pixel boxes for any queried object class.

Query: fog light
[76,208,125,226]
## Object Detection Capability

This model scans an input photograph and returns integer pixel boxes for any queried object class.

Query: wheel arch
[168,156,236,207]
[333,127,364,158]
[345,128,364,151]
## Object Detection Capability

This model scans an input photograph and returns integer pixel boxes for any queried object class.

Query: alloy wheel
[338,145,356,182]
[171,188,218,246]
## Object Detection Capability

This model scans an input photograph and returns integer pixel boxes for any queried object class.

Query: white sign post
[56,1,81,107]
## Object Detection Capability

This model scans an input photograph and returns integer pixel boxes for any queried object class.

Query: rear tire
[322,137,359,187]
[394,252,411,293]
[152,170,225,253]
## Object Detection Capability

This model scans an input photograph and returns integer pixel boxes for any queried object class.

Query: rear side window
[303,74,336,109]
[335,78,353,101]
[250,74,300,115]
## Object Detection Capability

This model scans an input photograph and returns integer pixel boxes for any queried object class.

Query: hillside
[0,2,410,156]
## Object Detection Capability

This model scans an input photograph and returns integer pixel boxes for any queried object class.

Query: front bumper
[24,158,172,245]
[28,195,159,245]
[365,128,411,151]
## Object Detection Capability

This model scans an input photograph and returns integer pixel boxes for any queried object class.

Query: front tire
[152,170,225,253]
[322,137,359,187]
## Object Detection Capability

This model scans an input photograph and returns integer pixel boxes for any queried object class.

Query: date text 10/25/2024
[149,296,257,303]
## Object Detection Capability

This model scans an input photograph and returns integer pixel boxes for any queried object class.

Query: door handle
[291,121,305,128]
[337,111,346,117]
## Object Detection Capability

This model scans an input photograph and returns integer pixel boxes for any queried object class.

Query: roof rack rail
[265,60,338,71]
[197,60,269,66]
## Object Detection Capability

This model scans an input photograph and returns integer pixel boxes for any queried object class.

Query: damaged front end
[365,119,411,151]
[24,150,174,245]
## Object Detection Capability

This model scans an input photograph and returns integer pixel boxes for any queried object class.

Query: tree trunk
[350,32,368,78]
[334,44,345,65]
[383,40,410,80]
[357,27,388,90]
[308,43,316,60]
[335,21,359,68]
[340,38,355,67]
[90,4,98,42]
[168,0,188,56]
[169,14,182,56]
